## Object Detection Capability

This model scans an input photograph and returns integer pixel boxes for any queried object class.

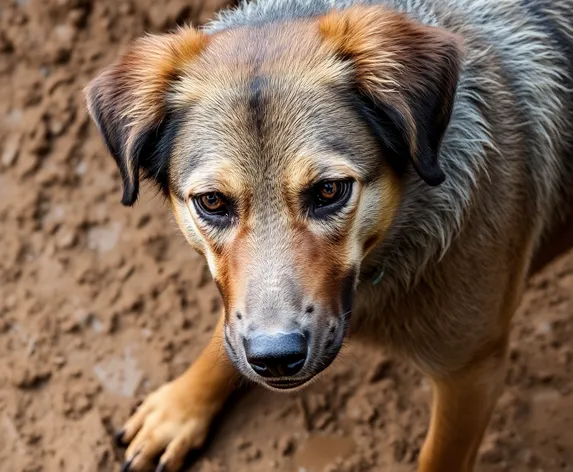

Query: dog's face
[85,6,462,389]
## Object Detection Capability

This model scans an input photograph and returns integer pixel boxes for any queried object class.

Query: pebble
[1,134,21,167]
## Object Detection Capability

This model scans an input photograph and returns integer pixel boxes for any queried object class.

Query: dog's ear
[84,27,208,205]
[319,6,464,185]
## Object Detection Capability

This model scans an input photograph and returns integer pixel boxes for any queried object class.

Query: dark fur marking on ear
[87,92,133,203]
[141,110,184,198]
[118,110,183,206]
[345,87,409,180]
[405,48,458,186]
[87,68,184,206]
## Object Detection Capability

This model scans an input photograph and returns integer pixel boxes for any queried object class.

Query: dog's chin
[255,349,343,392]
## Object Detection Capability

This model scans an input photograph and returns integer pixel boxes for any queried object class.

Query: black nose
[244,332,307,378]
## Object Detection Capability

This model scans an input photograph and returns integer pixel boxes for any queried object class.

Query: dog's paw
[116,378,219,472]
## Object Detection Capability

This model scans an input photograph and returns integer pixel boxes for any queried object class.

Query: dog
[84,0,573,470]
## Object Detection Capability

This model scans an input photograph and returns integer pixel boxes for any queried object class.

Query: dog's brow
[249,74,267,143]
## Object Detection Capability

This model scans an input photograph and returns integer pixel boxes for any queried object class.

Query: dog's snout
[244,332,307,378]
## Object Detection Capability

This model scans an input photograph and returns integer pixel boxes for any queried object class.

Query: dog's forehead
[169,22,381,196]
[203,21,326,70]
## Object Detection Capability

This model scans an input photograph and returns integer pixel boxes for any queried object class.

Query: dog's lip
[264,378,311,390]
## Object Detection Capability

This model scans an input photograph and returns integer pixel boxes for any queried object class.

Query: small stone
[537,371,554,383]
[118,1,133,14]
[54,24,75,44]
[245,448,262,462]
[12,367,52,389]
[480,435,504,464]
[559,347,571,365]
[345,394,376,424]
[75,395,92,414]
[75,161,87,175]
[93,349,143,397]
[277,436,296,456]
[392,439,408,462]
[61,316,80,333]
[5,295,16,309]
[141,328,153,341]
[1,134,21,167]
[49,119,66,136]
[235,439,251,451]
[56,231,76,249]
[537,321,553,334]
[523,449,537,466]
[367,356,392,383]
[67,8,88,27]
[87,222,122,254]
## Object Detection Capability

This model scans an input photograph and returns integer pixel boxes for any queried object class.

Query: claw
[121,450,139,472]
[156,463,167,472]
[130,400,143,415]
[120,458,133,472]
[114,429,126,448]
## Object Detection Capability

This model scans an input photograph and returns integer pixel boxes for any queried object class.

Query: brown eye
[306,179,353,219]
[201,192,224,211]
[318,181,339,201]
[193,192,233,226]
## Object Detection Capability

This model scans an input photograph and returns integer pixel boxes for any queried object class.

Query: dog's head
[85,6,463,390]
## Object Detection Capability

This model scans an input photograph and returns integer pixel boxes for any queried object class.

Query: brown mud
[0,1,572,471]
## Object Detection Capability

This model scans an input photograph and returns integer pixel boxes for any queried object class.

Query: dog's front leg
[418,340,508,472]
[118,311,236,472]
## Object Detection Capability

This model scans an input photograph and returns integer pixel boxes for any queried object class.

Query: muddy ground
[0,0,572,471]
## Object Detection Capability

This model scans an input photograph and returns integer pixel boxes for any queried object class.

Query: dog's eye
[317,181,341,203]
[193,192,233,225]
[200,193,225,212]
[306,180,352,218]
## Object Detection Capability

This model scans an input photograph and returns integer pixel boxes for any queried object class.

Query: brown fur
[320,6,464,184]
[85,27,208,204]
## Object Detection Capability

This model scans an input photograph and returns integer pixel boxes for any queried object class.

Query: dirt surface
[1,1,572,471]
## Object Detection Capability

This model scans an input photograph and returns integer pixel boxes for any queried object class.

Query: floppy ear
[84,27,208,205]
[319,6,464,185]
